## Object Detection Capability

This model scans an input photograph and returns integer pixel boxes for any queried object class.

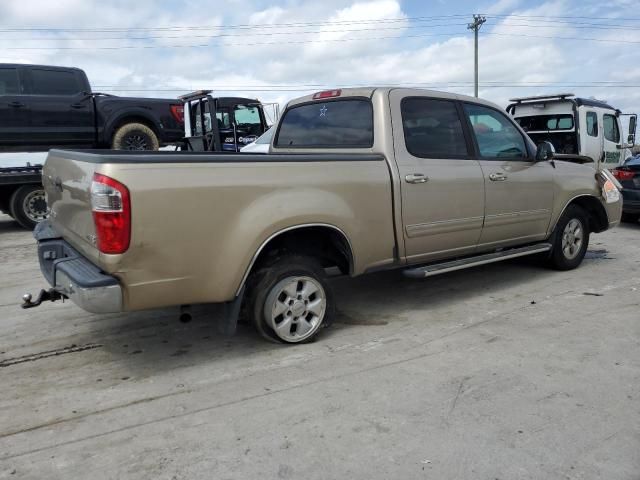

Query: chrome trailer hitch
[21,289,66,309]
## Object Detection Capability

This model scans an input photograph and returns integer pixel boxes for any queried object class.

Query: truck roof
[286,87,502,110]
[0,63,85,72]
[508,93,616,112]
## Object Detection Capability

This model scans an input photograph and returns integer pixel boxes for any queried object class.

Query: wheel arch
[105,111,162,145]
[552,194,609,234]
[235,223,354,297]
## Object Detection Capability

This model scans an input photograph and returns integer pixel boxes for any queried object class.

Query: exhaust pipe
[179,304,192,323]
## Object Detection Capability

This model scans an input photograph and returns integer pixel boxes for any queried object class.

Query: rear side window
[276,99,373,148]
[586,112,598,137]
[30,69,80,95]
[401,98,469,158]
[603,114,620,143]
[464,103,526,159]
[0,68,20,95]
[516,115,574,132]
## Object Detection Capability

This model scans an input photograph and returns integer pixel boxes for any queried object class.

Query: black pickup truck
[0,64,184,151]
[0,64,185,229]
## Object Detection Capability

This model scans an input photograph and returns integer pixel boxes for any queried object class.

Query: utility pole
[467,14,487,97]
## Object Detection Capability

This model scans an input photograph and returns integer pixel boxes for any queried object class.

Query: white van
[507,94,636,169]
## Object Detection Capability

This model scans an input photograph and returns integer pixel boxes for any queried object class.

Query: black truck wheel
[9,184,49,230]
[111,123,160,151]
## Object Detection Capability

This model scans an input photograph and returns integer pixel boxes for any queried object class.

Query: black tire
[9,184,48,230]
[621,213,639,223]
[246,254,335,344]
[547,205,590,271]
[111,122,160,151]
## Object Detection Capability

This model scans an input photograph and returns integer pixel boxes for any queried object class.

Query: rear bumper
[34,221,122,313]
[621,188,640,214]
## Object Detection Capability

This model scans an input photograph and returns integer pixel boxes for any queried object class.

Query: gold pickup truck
[25,88,622,344]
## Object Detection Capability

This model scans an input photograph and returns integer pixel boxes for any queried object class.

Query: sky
[0,0,639,119]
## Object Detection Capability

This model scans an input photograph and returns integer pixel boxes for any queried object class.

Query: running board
[403,243,552,279]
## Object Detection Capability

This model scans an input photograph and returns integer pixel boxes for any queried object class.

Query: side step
[403,243,552,279]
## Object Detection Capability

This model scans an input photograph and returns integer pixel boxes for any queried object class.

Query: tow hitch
[21,289,66,309]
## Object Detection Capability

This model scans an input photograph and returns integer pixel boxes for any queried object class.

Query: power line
[3,29,640,51]
[7,19,640,42]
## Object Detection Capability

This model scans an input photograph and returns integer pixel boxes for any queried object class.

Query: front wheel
[547,205,590,270]
[246,254,334,344]
[9,184,49,230]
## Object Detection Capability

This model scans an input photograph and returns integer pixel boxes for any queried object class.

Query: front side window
[0,68,19,95]
[464,104,526,159]
[30,69,80,95]
[603,114,620,143]
[215,108,230,129]
[586,112,598,137]
[401,98,469,158]
[276,99,373,148]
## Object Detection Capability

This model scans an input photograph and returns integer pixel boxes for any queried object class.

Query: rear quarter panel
[96,158,395,310]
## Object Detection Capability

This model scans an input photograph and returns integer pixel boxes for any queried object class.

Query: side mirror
[535,141,555,162]
[628,134,635,146]
[629,115,637,136]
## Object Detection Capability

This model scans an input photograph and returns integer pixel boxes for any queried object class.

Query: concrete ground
[0,213,638,480]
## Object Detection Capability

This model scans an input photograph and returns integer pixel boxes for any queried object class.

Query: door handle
[405,173,429,184]
[70,103,86,109]
[489,172,507,181]
[8,101,24,108]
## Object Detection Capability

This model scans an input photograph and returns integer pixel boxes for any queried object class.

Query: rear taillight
[611,168,634,181]
[91,173,130,254]
[312,89,341,100]
[170,104,184,124]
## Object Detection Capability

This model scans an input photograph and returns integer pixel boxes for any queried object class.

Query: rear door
[390,91,485,264]
[0,66,30,148]
[462,102,554,248]
[23,67,94,147]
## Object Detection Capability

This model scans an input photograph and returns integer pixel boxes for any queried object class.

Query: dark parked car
[612,155,640,222]
[0,64,184,152]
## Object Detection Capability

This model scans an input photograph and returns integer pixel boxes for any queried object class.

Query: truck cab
[180,90,272,152]
[507,94,637,170]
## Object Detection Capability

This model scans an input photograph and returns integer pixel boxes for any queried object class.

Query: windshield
[234,105,263,136]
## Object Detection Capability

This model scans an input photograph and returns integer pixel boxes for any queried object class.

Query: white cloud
[0,0,638,116]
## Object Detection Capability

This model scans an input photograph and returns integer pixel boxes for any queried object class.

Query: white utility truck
[507,94,637,169]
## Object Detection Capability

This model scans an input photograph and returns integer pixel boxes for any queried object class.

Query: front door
[24,67,94,148]
[462,103,554,249]
[0,66,30,149]
[390,91,485,264]
[602,112,623,167]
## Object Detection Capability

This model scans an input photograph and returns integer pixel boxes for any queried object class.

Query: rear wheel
[246,254,334,344]
[547,205,590,270]
[111,122,159,151]
[9,184,48,230]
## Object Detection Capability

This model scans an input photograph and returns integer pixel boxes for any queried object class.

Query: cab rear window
[276,99,373,148]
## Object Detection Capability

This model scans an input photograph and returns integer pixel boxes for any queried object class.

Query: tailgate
[42,150,101,265]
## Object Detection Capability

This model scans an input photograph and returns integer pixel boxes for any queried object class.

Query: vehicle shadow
[0,216,24,233]
[68,255,567,378]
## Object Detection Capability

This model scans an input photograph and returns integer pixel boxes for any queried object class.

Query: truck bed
[43,149,397,310]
